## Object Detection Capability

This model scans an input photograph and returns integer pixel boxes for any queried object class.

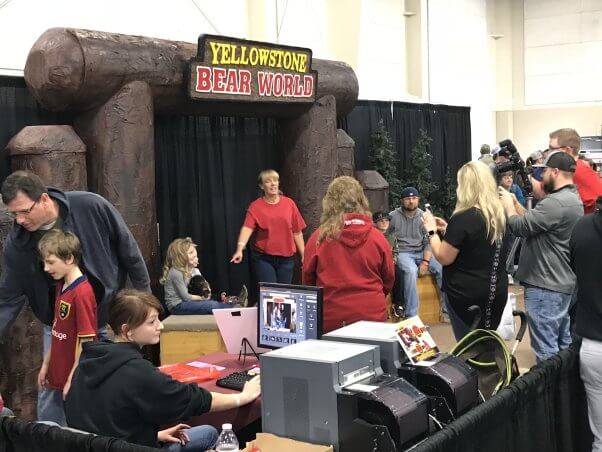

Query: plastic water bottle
[215,423,239,451]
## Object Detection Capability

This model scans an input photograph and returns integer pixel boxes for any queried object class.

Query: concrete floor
[427,285,537,372]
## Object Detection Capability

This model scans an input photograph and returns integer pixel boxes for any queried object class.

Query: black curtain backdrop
[154,115,281,298]
[340,100,471,203]
[0,76,73,185]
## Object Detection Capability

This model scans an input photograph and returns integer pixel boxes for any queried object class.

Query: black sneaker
[393,305,405,319]
[238,285,248,307]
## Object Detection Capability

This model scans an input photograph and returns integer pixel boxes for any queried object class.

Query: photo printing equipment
[323,321,478,425]
[260,339,429,452]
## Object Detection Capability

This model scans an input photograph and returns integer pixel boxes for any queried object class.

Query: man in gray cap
[500,151,583,362]
[389,187,443,318]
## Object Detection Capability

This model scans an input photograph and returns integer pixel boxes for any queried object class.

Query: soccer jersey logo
[59,300,71,320]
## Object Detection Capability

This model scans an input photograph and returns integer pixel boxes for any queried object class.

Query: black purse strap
[484,239,503,329]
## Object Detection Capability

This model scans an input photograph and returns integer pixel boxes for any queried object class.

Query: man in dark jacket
[0,170,150,419]
[570,196,602,452]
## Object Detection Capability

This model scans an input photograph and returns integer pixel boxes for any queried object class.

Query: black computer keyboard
[216,371,255,392]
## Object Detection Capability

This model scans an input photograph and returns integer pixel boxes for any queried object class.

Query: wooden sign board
[188,35,317,103]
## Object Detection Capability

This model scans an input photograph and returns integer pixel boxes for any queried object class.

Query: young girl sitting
[65,289,261,450]
[161,238,230,315]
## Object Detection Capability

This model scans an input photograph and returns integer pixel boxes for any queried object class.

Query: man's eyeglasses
[549,145,571,152]
[6,200,38,219]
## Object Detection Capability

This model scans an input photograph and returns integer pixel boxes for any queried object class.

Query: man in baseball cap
[388,187,443,318]
[532,151,576,194]
[500,149,583,362]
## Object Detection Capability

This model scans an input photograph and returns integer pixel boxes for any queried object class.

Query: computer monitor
[257,282,323,349]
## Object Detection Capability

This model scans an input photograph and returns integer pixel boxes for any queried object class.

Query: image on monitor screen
[258,282,323,349]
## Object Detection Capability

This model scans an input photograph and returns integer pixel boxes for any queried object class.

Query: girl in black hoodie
[65,289,260,450]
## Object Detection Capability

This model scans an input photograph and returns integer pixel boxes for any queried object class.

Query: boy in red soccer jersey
[37,230,96,425]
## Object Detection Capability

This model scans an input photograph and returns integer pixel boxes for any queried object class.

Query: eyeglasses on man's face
[548,145,572,152]
[6,200,38,219]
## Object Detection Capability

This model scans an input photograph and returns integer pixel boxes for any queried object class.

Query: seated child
[372,211,397,253]
[37,230,97,425]
[373,211,405,318]
[65,289,261,450]
[160,237,230,315]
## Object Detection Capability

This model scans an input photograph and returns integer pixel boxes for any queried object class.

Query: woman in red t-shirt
[230,169,306,285]
[302,176,395,333]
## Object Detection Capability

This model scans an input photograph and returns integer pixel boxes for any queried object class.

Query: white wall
[262,0,331,58]
[355,0,407,101]
[427,0,496,159]
[524,0,602,105]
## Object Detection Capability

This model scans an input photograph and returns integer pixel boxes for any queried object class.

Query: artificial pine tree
[404,128,438,204]
[440,166,458,219]
[370,119,403,207]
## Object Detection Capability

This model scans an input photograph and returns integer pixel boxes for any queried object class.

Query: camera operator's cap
[373,211,390,222]
[533,151,577,172]
[401,187,420,199]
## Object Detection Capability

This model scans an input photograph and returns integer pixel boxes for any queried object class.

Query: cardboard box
[241,433,333,452]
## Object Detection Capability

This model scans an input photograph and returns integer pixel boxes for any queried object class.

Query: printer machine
[323,321,478,424]
[260,339,429,452]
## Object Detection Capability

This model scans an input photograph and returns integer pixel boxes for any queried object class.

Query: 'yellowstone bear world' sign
[188,35,317,103]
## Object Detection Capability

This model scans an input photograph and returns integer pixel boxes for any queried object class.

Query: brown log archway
[23,28,360,282]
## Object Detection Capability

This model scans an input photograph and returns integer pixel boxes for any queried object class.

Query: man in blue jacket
[0,170,150,420]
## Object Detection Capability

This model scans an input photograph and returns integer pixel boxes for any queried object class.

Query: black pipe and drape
[340,100,472,204]
[154,115,281,297]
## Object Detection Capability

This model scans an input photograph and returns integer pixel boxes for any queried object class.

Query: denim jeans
[39,325,108,424]
[580,338,602,452]
[396,251,443,317]
[170,300,230,315]
[445,295,471,342]
[523,286,572,362]
[162,424,219,452]
[250,250,295,285]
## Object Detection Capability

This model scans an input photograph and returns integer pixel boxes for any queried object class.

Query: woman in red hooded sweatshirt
[302,176,395,333]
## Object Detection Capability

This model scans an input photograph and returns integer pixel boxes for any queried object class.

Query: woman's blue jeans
[162,424,219,451]
[170,300,230,315]
[250,249,295,284]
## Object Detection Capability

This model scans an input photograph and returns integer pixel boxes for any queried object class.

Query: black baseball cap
[373,211,390,222]
[401,187,420,199]
[532,151,576,173]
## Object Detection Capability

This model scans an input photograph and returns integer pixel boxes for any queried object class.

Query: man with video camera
[500,151,583,362]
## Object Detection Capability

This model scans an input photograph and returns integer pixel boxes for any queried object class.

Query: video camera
[492,139,533,196]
